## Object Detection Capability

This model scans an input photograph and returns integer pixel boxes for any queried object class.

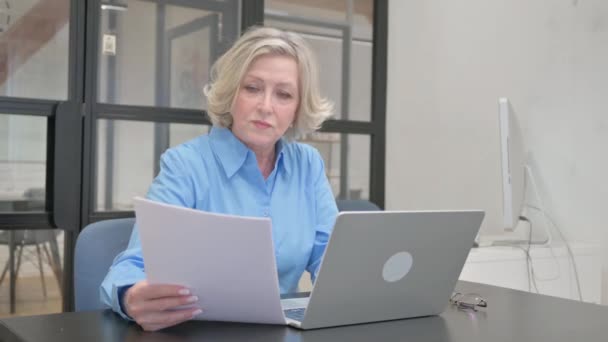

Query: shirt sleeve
[99,226,145,320]
[305,151,338,282]
[99,148,196,319]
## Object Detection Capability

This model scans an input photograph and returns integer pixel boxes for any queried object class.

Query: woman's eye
[244,85,260,93]
[277,91,293,100]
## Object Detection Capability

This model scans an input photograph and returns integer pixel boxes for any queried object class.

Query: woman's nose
[258,92,273,113]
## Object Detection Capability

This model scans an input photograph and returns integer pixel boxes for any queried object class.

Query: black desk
[2,281,608,342]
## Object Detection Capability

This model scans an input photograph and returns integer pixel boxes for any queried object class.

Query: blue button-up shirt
[100,127,338,318]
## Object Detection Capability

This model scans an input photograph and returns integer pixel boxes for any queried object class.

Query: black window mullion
[0,213,54,230]
[52,101,83,232]
[241,0,264,30]
[0,97,56,116]
[52,0,87,233]
[95,103,211,125]
[68,0,86,102]
[89,211,135,223]
[55,0,88,313]
[320,120,375,135]
[369,0,388,209]
[139,0,229,12]
[81,0,102,230]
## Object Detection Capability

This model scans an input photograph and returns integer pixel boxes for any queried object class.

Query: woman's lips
[252,120,272,129]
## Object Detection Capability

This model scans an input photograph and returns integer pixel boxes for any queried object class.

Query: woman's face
[231,54,299,153]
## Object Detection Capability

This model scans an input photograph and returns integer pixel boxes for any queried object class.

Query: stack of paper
[134,197,286,324]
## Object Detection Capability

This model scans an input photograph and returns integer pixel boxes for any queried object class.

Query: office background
[1,0,607,317]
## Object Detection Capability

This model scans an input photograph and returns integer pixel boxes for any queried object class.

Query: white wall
[386,0,608,301]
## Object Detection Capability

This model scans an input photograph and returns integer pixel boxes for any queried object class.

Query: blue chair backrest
[336,199,381,212]
[74,218,135,311]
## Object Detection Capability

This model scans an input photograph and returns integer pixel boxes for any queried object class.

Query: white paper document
[133,197,287,324]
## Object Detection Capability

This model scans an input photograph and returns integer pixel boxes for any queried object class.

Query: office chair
[0,188,62,314]
[336,199,381,212]
[0,230,63,290]
[74,218,134,312]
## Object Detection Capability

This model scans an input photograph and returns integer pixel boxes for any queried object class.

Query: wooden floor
[0,275,62,318]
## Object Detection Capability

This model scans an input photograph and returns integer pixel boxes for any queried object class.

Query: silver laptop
[280,210,485,330]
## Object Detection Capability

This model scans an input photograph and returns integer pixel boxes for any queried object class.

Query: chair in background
[0,230,63,290]
[0,188,62,314]
[74,218,134,312]
[336,199,381,212]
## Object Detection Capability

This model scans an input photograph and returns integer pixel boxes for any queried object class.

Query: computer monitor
[498,97,525,231]
[477,98,551,246]
[477,98,527,246]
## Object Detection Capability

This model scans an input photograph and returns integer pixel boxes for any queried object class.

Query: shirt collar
[275,138,291,175]
[209,126,291,178]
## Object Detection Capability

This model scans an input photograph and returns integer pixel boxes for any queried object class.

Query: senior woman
[100,26,338,331]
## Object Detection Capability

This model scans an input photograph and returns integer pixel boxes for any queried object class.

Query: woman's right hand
[123,280,202,331]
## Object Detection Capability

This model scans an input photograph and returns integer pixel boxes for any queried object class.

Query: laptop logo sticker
[382,251,413,282]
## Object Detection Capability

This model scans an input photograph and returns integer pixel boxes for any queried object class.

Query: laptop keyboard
[284,308,306,322]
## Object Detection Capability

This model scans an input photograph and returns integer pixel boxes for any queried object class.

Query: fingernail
[186,295,198,303]
[192,309,203,316]
[178,289,190,296]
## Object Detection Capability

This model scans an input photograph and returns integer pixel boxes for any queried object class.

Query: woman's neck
[252,146,276,179]
[230,129,277,179]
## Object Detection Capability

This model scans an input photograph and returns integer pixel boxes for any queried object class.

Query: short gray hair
[204,26,334,139]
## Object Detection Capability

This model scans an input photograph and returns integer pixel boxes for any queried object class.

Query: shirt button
[263,211,270,217]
